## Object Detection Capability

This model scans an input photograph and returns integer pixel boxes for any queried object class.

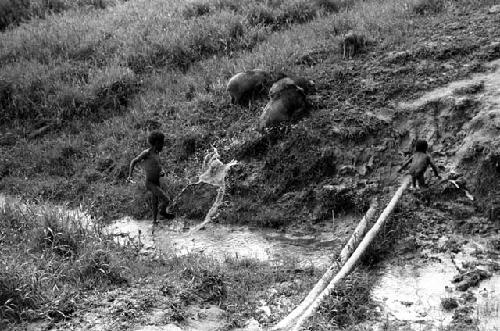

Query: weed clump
[0,0,30,31]
[79,249,128,288]
[0,0,116,31]
[0,200,129,324]
[36,214,82,258]
[313,271,374,328]
[0,268,44,322]
[182,1,211,19]
[246,4,276,27]
[441,297,459,310]
[278,0,317,25]
[314,0,341,13]
[412,0,446,15]
[339,31,367,59]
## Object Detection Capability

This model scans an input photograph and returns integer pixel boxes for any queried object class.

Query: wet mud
[106,216,352,269]
[372,236,500,330]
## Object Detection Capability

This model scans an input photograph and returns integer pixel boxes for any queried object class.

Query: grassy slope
[0,0,347,220]
[0,0,123,31]
[1,0,500,329]
[1,0,479,221]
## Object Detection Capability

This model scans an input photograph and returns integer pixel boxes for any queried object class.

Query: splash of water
[174,147,237,234]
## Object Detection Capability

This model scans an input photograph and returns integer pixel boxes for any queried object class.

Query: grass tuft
[314,0,341,13]
[182,1,211,19]
[412,0,446,15]
[311,271,375,329]
[0,0,119,31]
[0,267,45,322]
[0,199,129,323]
[78,249,128,288]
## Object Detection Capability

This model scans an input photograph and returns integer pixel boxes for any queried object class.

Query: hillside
[1,0,499,330]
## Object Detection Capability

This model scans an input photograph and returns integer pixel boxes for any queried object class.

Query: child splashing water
[128,131,174,227]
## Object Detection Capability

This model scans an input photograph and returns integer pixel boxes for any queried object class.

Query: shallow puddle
[106,217,343,268]
[372,239,500,330]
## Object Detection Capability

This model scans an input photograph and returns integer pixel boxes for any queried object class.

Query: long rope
[272,177,410,331]
[271,199,378,330]
[339,199,378,264]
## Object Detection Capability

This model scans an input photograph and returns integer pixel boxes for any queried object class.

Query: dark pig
[226,69,270,106]
[258,84,307,132]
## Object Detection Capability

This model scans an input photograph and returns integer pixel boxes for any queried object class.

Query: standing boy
[127,131,174,225]
[399,140,441,189]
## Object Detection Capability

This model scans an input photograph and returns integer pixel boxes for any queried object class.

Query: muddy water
[372,238,500,331]
[106,216,348,269]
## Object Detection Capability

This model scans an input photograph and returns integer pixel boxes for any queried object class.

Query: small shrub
[278,1,317,25]
[180,267,226,305]
[168,44,194,72]
[246,5,276,27]
[316,272,374,328]
[412,0,446,15]
[77,0,112,10]
[88,76,140,120]
[0,80,13,113]
[314,0,341,13]
[214,0,244,12]
[35,211,83,258]
[182,1,211,19]
[194,269,227,304]
[339,32,367,59]
[79,249,128,288]
[46,292,77,321]
[175,131,205,161]
[441,297,459,310]
[0,0,30,31]
[0,268,45,322]
[264,0,284,8]
[228,21,245,41]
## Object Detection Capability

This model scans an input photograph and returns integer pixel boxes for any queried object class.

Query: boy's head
[148,131,165,150]
[415,139,428,153]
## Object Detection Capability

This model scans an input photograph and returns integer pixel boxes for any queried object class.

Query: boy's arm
[128,149,149,179]
[429,157,440,177]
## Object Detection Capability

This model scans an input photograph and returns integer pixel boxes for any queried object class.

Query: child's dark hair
[148,131,165,146]
[415,139,428,153]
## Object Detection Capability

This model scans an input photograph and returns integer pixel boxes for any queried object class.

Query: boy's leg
[152,195,159,224]
[147,182,173,219]
[417,174,426,188]
[412,175,417,188]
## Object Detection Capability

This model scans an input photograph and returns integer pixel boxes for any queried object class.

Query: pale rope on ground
[339,199,378,264]
[271,199,378,331]
[187,148,237,234]
[272,176,411,331]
